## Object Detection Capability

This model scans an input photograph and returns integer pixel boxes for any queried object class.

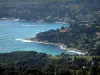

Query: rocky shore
[24,38,86,55]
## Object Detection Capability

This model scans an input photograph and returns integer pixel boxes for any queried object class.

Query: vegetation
[49,55,100,61]
[0,51,100,75]
[0,0,100,23]
[0,0,100,75]
[31,12,100,55]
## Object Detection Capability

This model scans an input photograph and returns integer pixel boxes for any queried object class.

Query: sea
[0,19,84,55]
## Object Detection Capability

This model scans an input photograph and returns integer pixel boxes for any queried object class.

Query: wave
[0,18,20,22]
[13,19,20,21]
[59,44,67,50]
[0,34,9,37]
[15,38,85,55]
[1,17,8,20]
[67,50,85,55]
[15,38,33,43]
[21,25,45,27]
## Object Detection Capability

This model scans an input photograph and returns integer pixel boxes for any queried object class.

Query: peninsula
[27,17,100,55]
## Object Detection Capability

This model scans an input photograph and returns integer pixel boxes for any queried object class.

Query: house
[60,28,70,33]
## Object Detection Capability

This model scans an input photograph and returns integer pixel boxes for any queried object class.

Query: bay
[0,20,79,55]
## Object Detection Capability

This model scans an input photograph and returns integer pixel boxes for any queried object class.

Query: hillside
[0,51,100,75]
[0,0,100,55]
[0,0,100,23]
[30,13,100,55]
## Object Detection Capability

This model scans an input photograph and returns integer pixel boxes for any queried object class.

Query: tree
[43,64,54,74]
[25,68,43,75]
[58,69,72,75]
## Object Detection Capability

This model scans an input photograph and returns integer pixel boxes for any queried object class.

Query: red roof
[84,24,89,28]
[95,32,100,36]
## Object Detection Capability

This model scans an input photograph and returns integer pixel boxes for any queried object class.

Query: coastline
[0,18,68,25]
[24,38,86,55]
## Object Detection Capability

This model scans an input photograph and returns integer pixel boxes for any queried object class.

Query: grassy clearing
[48,56,62,59]
[49,56,100,61]
[74,56,100,61]
[70,56,93,61]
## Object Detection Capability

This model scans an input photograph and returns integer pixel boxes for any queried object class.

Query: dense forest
[0,0,100,23]
[30,12,100,55]
[0,51,100,75]
[0,0,100,75]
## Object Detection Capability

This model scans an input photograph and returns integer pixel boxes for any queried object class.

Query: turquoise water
[0,20,81,55]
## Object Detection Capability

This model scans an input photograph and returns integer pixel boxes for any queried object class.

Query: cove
[0,20,79,55]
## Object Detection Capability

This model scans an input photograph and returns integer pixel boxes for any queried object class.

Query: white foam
[67,50,85,55]
[15,38,85,55]
[1,17,7,20]
[15,38,32,43]
[13,19,20,21]
[0,34,9,37]
[59,45,67,50]
[21,25,44,27]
